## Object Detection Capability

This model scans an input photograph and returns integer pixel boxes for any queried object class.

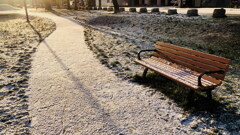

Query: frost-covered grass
[0,14,55,134]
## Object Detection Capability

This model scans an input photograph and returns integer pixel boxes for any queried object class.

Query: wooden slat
[155,51,222,71]
[156,42,231,64]
[201,74,222,85]
[150,56,222,84]
[148,58,216,87]
[149,58,218,88]
[134,58,219,90]
[152,52,208,73]
[153,52,209,73]
[155,45,229,70]
[152,50,225,80]
[136,59,200,89]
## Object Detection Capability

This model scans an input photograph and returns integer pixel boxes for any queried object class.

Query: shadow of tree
[28,22,43,42]
[27,15,123,134]
[41,41,123,134]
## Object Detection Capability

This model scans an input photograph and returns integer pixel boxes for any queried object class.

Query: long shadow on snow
[41,40,124,134]
[28,17,124,134]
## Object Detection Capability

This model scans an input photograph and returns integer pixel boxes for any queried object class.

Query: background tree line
[40,0,119,13]
[3,0,119,13]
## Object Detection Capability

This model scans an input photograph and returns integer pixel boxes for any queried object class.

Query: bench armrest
[138,49,157,60]
[198,70,225,87]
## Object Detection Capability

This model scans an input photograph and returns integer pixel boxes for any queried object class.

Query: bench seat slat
[148,57,217,87]
[150,57,219,86]
[135,57,219,90]
[152,52,223,84]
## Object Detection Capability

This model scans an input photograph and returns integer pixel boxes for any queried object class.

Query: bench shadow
[132,72,240,132]
[133,72,237,112]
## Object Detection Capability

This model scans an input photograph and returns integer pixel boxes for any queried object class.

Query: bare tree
[112,0,119,13]
[99,0,101,7]
[56,0,60,8]
[67,0,71,9]
[23,0,29,22]
[43,0,52,10]
[74,0,78,10]
[178,0,183,8]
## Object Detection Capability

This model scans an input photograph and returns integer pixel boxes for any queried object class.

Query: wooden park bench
[135,42,231,101]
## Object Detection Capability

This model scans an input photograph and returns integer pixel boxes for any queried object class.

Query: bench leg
[142,68,149,78]
[206,89,212,100]
[187,90,195,103]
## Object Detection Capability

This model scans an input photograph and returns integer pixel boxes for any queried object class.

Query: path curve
[28,12,199,135]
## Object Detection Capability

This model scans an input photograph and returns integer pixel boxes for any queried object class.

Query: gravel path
[27,12,212,134]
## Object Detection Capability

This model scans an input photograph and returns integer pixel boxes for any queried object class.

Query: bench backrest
[152,42,231,82]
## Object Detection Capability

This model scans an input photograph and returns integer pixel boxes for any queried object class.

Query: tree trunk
[67,0,71,9]
[99,0,101,7]
[43,0,52,10]
[178,0,183,7]
[112,0,119,13]
[56,0,60,8]
[24,0,29,22]
[74,0,78,10]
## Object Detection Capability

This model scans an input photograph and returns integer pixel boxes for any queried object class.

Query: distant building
[96,0,232,7]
